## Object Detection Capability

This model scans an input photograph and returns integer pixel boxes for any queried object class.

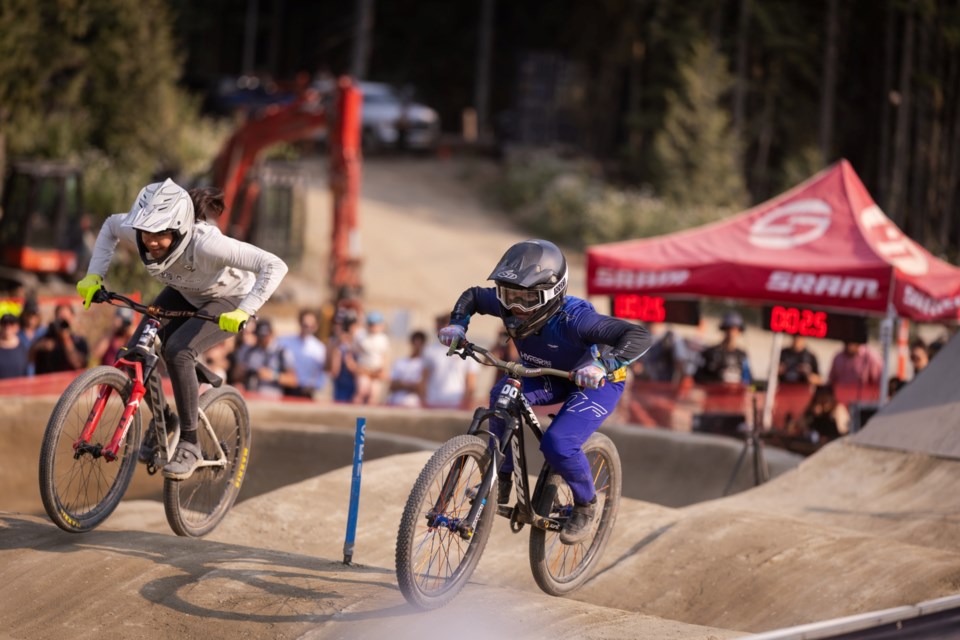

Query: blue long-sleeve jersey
[450,287,652,374]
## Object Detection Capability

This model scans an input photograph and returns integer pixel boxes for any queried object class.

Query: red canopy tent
[588,159,960,322]
[587,159,960,412]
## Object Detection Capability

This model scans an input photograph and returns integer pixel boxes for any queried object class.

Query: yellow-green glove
[76,274,103,309]
[219,309,251,333]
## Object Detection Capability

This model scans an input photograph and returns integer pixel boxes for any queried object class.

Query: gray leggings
[131,287,239,437]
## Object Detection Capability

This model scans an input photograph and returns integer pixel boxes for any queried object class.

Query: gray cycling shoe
[560,497,599,545]
[162,441,202,480]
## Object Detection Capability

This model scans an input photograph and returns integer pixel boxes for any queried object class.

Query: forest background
[1,0,958,260]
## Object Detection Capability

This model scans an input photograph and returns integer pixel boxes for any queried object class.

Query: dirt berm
[1,395,801,515]
[5,392,960,638]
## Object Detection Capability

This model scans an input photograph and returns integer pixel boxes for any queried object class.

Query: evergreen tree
[0,0,192,204]
[653,38,746,209]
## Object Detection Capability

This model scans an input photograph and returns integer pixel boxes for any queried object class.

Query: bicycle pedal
[496,504,514,519]
[145,462,159,476]
[533,515,563,532]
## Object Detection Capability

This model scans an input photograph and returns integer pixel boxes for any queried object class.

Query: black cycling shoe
[560,496,599,545]
[138,411,179,464]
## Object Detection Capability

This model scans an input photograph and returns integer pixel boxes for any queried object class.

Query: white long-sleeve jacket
[88,214,288,315]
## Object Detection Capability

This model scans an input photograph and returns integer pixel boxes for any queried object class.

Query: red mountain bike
[38,290,251,537]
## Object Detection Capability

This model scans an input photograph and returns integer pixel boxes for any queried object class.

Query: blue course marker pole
[343,416,366,565]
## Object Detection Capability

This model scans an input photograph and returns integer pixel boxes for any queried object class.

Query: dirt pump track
[3,158,960,639]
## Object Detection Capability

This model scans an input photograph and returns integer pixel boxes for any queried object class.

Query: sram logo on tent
[593,267,690,290]
[860,205,929,276]
[748,199,832,249]
[766,270,880,299]
[902,284,960,317]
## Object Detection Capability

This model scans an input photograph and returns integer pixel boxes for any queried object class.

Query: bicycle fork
[74,364,148,463]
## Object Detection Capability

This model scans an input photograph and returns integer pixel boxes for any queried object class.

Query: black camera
[50,318,70,332]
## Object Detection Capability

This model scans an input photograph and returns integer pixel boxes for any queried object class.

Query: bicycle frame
[433,341,588,540]
[463,376,565,536]
[73,292,231,472]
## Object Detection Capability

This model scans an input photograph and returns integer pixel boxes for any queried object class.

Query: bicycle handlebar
[91,289,231,327]
[448,340,615,386]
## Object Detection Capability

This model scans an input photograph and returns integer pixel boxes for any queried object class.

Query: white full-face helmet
[122,178,195,275]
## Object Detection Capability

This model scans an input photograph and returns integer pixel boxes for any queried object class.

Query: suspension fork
[97,351,159,461]
[456,408,519,538]
[429,409,499,518]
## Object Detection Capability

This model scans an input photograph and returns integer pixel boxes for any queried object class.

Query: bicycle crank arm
[496,505,561,533]
[531,514,563,532]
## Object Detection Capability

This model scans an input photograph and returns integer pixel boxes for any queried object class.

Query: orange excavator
[0,160,85,290]
[206,76,363,293]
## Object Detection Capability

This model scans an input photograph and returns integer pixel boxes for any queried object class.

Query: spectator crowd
[0,297,951,445]
[0,297,481,412]
[622,309,949,450]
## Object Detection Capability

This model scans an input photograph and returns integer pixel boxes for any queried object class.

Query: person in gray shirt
[76,180,288,479]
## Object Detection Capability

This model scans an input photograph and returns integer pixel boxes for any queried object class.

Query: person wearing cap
[353,310,391,404]
[0,313,29,379]
[237,318,297,397]
[694,311,753,385]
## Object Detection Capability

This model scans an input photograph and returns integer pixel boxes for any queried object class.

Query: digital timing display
[762,305,868,343]
[611,295,701,326]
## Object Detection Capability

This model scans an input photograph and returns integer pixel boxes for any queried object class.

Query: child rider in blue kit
[437,239,651,544]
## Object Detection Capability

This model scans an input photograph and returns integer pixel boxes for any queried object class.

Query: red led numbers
[769,305,827,338]
[613,295,666,322]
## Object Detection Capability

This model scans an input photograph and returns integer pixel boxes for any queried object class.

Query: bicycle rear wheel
[395,434,496,609]
[38,366,140,533]
[163,385,251,537]
[529,432,622,596]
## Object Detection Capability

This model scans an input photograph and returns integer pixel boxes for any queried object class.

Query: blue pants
[488,375,624,504]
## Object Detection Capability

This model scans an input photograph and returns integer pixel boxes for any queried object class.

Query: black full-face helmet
[488,239,568,339]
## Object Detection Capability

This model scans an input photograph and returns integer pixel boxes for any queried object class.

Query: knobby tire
[38,366,140,533]
[395,434,496,609]
[528,432,622,596]
[163,385,251,537]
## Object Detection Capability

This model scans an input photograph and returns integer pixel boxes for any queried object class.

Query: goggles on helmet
[496,271,567,313]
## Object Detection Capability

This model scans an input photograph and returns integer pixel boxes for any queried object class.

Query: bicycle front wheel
[395,434,495,610]
[163,385,251,537]
[38,366,140,533]
[529,431,622,596]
